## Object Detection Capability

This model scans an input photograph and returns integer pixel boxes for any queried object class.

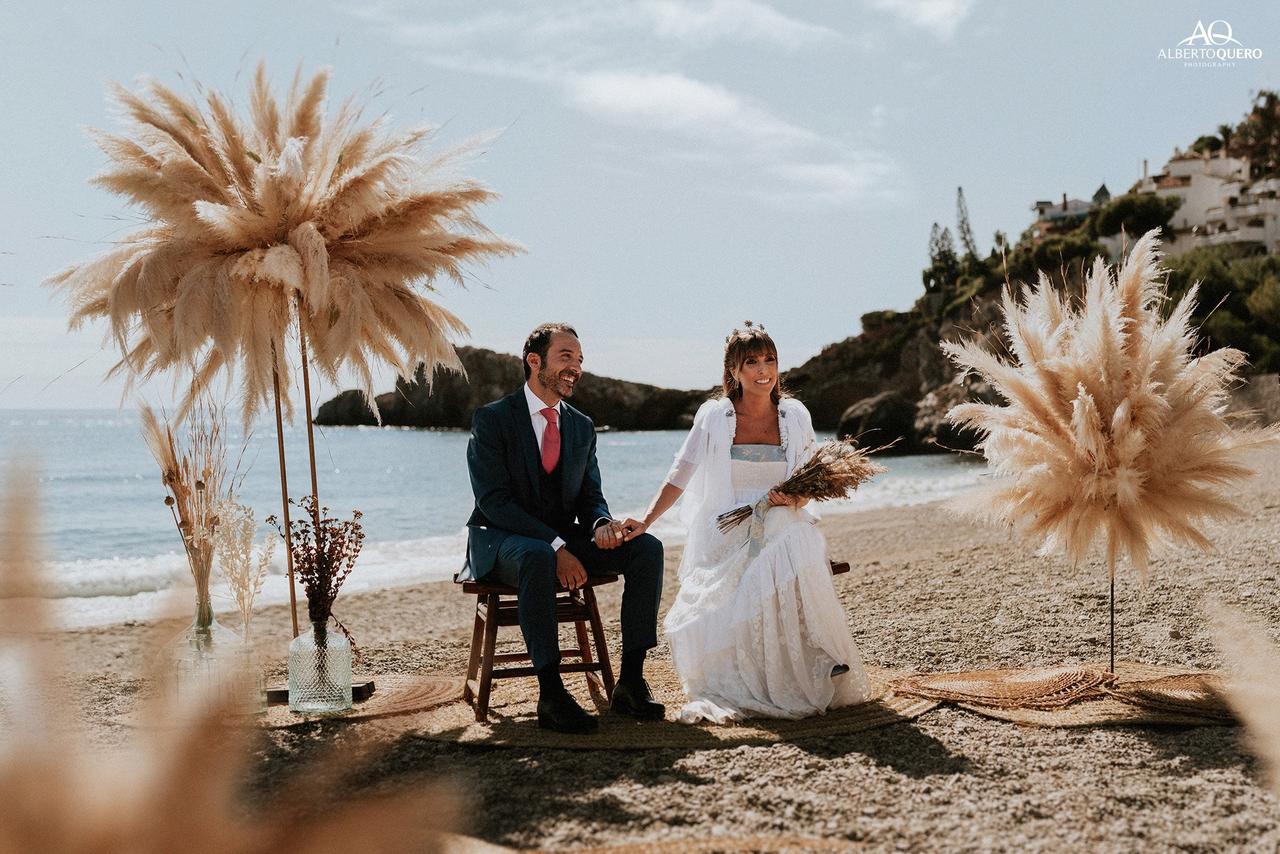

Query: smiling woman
[623,321,875,723]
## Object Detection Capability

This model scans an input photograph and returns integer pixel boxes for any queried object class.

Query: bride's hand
[767,490,793,507]
[621,518,648,540]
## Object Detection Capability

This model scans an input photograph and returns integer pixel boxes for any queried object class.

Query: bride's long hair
[721,322,786,404]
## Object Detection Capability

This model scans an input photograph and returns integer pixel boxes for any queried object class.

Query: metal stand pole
[296,297,321,508]
[271,346,300,638]
[1109,569,1116,674]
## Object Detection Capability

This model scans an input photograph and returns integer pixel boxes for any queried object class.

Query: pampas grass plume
[943,230,1280,577]
[47,63,522,425]
[1212,606,1280,799]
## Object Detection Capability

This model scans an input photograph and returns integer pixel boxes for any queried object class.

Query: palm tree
[1217,122,1235,155]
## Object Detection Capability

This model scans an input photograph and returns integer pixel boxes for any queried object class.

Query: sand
[37,448,1280,852]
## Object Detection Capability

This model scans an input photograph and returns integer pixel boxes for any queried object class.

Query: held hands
[620,518,648,541]
[555,546,588,590]
[593,519,627,550]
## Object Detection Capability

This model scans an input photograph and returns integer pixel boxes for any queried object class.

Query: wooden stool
[458,573,618,722]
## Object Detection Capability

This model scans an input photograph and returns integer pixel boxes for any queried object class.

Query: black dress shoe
[831,664,851,677]
[537,689,598,734]
[611,678,666,720]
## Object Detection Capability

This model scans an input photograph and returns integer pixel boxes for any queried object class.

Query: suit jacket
[463,389,611,579]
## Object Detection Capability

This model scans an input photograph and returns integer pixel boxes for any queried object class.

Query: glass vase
[169,598,244,706]
[234,631,268,713]
[288,619,353,714]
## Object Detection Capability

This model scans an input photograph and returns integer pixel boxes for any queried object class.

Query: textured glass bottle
[288,620,353,713]
[170,598,243,704]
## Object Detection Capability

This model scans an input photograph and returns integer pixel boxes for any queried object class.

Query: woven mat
[1103,671,1233,723]
[902,662,1236,728]
[891,665,1113,710]
[257,674,463,729]
[114,674,462,730]
[393,662,935,750]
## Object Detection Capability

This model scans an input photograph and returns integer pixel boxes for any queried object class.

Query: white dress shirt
[524,383,563,452]
[523,383,610,551]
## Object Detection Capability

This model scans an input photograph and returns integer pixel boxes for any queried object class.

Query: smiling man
[463,322,666,733]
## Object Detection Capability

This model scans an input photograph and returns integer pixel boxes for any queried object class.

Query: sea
[0,410,988,628]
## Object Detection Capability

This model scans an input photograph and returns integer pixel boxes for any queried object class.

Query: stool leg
[463,598,484,705]
[475,592,500,722]
[575,613,605,701]
[583,586,615,695]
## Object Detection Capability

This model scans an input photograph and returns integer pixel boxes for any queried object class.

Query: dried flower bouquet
[716,439,887,533]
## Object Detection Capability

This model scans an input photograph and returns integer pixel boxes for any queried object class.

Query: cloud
[865,0,975,40]
[639,0,843,49]
[349,1,903,207]
[362,0,839,52]
[567,71,819,150]
[766,158,900,204]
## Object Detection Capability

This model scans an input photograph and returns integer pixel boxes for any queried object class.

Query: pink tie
[540,407,560,473]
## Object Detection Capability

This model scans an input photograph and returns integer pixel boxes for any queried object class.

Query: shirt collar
[524,383,562,418]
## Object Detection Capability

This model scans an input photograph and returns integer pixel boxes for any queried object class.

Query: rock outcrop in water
[315,346,710,431]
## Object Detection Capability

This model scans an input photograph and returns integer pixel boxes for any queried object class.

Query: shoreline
[29,454,986,630]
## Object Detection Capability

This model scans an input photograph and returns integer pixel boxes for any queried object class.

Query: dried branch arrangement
[213,498,274,640]
[139,400,227,615]
[269,496,363,629]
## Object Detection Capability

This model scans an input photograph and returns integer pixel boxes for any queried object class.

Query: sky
[1,1,1278,409]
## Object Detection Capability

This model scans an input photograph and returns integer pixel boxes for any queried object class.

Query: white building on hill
[1029,149,1280,258]
[1129,149,1278,256]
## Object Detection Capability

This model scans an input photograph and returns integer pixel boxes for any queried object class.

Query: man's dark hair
[522,322,579,379]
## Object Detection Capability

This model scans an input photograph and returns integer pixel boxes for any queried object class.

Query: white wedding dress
[663,399,872,724]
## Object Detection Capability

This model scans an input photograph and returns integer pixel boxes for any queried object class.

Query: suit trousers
[487,530,664,673]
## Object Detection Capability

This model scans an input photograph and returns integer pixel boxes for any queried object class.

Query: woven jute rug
[114,674,462,730]
[257,674,463,729]
[890,665,1114,710]
[393,662,936,750]
[893,661,1234,727]
[1103,671,1233,722]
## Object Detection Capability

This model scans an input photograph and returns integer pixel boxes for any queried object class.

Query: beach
[37,446,1280,852]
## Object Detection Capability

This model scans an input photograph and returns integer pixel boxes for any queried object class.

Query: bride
[622,323,872,723]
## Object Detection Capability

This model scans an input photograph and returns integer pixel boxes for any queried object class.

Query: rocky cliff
[780,289,1006,453]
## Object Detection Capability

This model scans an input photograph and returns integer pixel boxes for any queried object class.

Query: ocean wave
[28,471,982,604]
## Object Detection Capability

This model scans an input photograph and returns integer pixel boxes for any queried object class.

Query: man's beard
[538,365,578,397]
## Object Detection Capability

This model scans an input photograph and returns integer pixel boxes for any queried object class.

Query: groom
[463,322,666,733]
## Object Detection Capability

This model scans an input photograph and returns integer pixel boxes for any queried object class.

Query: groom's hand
[556,546,588,590]
[593,520,626,551]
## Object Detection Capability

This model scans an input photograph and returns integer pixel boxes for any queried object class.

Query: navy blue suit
[464,388,663,671]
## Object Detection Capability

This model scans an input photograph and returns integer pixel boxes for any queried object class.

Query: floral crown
[725,320,766,343]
